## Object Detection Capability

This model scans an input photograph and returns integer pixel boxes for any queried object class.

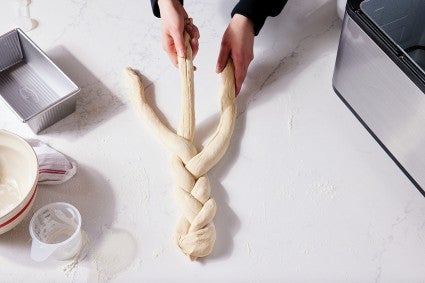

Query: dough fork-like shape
[125,30,236,260]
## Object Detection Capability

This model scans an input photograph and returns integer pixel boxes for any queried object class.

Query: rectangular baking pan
[0,29,79,134]
[333,0,425,195]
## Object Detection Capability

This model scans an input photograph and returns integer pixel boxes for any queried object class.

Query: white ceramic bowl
[0,130,38,234]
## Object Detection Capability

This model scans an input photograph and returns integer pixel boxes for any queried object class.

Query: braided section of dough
[125,31,236,260]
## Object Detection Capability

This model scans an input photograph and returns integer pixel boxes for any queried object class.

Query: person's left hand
[216,14,254,96]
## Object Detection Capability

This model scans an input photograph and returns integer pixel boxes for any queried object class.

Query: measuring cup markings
[29,202,82,262]
[34,207,79,243]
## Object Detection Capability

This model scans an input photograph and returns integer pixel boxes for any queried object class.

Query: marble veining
[1,0,425,282]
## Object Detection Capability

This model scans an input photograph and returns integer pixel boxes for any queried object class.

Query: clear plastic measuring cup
[29,202,82,262]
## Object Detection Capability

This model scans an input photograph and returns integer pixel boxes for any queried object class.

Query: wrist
[231,14,254,35]
[158,0,178,8]
[157,0,170,7]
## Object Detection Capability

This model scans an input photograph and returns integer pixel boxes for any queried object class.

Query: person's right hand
[157,0,200,67]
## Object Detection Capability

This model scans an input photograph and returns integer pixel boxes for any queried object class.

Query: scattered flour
[62,230,90,276]
[91,227,137,282]
[310,181,337,200]
[288,114,294,132]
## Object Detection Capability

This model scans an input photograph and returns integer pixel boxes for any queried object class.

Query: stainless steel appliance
[333,0,425,195]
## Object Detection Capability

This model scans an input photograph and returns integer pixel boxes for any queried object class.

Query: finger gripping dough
[125,30,236,260]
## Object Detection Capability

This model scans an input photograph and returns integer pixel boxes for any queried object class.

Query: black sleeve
[150,0,184,17]
[231,0,288,36]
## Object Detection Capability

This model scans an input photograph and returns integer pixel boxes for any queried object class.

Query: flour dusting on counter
[91,227,136,282]
[288,114,294,132]
[309,181,337,200]
[63,230,90,276]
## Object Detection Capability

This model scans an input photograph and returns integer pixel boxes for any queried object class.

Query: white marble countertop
[1,0,425,282]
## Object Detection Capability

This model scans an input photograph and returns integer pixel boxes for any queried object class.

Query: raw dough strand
[125,23,236,260]
[178,30,195,142]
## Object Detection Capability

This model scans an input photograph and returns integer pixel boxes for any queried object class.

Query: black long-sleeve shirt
[150,0,287,35]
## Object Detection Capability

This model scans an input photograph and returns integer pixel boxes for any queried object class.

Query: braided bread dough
[125,32,236,260]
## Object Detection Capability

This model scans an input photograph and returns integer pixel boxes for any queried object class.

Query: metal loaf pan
[0,29,80,134]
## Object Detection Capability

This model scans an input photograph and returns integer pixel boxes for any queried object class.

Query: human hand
[216,14,254,95]
[158,0,200,66]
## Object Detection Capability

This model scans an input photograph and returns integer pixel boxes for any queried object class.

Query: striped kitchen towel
[27,139,77,185]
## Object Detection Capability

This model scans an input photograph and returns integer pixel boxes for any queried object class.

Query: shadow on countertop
[0,164,116,268]
[193,113,241,263]
[197,0,342,262]
[214,0,342,115]
[131,68,177,134]
[38,46,125,139]
[130,68,242,263]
